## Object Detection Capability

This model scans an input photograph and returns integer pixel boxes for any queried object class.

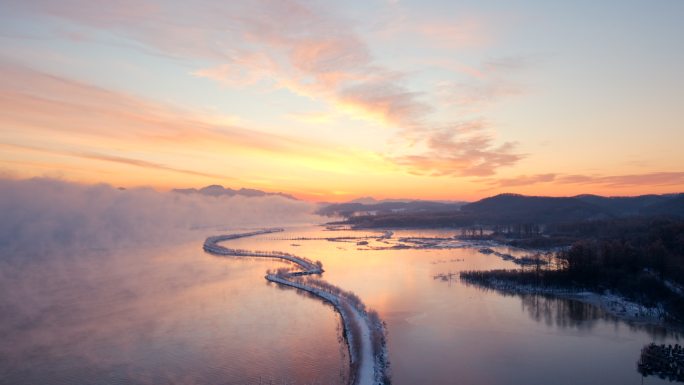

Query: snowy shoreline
[460,276,670,326]
[203,228,390,385]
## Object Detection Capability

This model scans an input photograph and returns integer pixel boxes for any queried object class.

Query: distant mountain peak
[173,185,296,200]
[198,185,236,196]
[349,196,378,204]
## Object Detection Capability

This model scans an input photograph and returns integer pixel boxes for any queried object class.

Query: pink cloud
[338,80,430,126]
[392,121,523,177]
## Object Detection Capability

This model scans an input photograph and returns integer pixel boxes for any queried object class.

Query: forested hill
[333,193,684,228]
[460,193,684,223]
[459,194,608,223]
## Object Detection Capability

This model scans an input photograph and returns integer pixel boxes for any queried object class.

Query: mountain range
[332,193,684,228]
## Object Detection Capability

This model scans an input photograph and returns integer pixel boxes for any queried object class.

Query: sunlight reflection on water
[1,225,680,385]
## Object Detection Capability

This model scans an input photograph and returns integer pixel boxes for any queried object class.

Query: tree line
[462,217,684,321]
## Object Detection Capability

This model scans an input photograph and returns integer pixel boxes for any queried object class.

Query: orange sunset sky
[1,0,683,201]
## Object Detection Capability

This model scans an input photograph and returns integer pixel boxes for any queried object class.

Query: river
[1,225,680,384]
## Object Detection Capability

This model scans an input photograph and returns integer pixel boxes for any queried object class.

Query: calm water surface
[1,225,680,384]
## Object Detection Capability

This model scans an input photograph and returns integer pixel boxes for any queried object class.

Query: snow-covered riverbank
[203,228,390,385]
[460,276,668,325]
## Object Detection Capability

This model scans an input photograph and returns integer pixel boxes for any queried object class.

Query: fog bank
[0,177,324,383]
[0,177,317,259]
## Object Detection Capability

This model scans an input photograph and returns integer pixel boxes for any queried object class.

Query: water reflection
[4,225,683,385]
[520,293,610,330]
[0,239,347,385]
[462,280,682,340]
[268,281,351,384]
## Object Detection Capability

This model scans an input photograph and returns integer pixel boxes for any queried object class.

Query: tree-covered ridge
[462,218,684,321]
[332,193,684,228]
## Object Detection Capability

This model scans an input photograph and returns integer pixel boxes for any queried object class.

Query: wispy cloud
[559,172,684,187]
[480,173,557,189]
[438,79,524,110]
[1,142,230,180]
[392,121,523,177]
[414,18,491,49]
[3,0,520,178]
[482,172,684,189]
[432,54,534,114]
[0,61,391,186]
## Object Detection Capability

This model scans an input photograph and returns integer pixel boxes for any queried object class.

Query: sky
[0,0,682,201]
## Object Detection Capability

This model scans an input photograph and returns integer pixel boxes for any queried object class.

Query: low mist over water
[0,178,316,258]
[0,240,347,385]
[0,178,336,384]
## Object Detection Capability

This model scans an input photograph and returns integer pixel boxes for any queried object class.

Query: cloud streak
[392,121,523,177]
[1,142,232,180]
[483,172,684,189]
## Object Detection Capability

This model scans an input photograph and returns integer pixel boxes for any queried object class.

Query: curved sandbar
[203,228,390,385]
